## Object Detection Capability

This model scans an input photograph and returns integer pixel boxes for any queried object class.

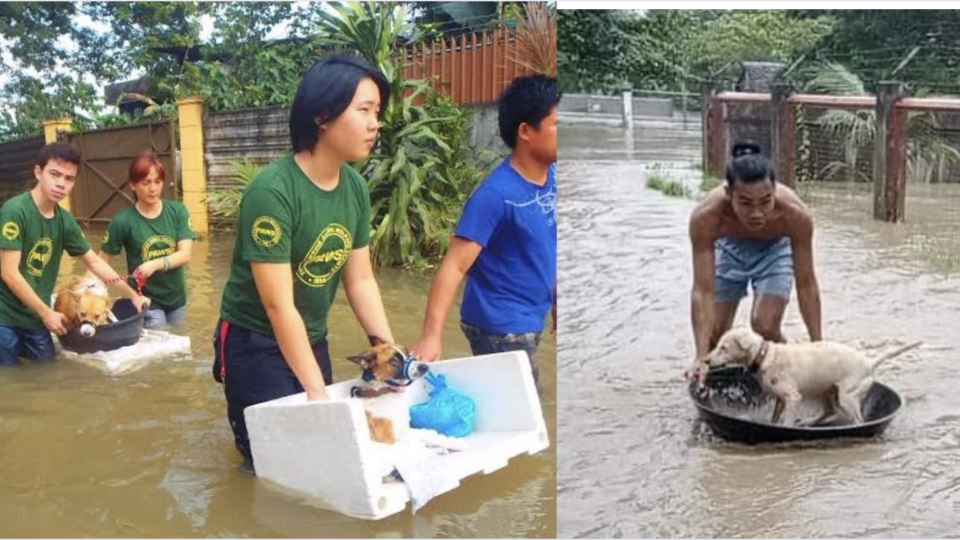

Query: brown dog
[347,340,429,444]
[53,274,114,331]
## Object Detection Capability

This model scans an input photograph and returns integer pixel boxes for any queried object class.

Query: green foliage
[0,74,99,141]
[691,11,834,80]
[561,9,832,93]
[558,10,634,94]
[646,173,690,198]
[205,160,264,223]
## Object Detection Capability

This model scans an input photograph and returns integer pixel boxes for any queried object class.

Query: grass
[910,234,960,274]
[646,171,723,200]
[700,175,722,193]
[646,172,690,198]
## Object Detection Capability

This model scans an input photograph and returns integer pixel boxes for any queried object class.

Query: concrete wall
[464,102,509,157]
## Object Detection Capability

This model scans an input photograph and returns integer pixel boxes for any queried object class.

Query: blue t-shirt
[456,159,557,334]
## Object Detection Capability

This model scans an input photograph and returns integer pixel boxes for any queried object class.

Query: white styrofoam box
[55,329,192,375]
[244,350,549,520]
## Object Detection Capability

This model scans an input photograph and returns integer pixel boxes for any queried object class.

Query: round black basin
[58,298,144,354]
[689,366,902,444]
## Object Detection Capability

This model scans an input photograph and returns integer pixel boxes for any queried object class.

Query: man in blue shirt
[412,74,557,385]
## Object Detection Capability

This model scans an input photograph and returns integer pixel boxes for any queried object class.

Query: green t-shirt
[100,200,198,310]
[219,154,371,342]
[0,191,91,328]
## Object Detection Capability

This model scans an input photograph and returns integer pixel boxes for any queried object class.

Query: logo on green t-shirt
[102,229,110,245]
[1,221,19,241]
[252,216,282,247]
[297,223,352,288]
[141,235,176,261]
[26,238,53,277]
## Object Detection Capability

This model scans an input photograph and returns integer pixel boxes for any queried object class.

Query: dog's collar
[748,340,772,373]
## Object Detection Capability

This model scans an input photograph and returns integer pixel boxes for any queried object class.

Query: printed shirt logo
[252,216,282,248]
[141,235,176,261]
[297,224,352,288]
[102,230,110,245]
[1,221,19,241]
[187,216,196,233]
[505,187,557,226]
[26,238,53,277]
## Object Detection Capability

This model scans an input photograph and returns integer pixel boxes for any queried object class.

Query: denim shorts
[715,237,794,302]
[460,320,541,385]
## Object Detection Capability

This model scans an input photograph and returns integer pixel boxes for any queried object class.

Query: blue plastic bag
[409,372,477,437]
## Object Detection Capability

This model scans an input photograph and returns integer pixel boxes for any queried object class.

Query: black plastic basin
[689,366,902,444]
[58,298,144,354]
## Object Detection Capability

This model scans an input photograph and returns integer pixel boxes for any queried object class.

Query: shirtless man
[686,142,822,385]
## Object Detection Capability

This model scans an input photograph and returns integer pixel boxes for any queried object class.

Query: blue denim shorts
[715,237,794,302]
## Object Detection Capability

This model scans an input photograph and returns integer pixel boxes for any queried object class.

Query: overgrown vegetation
[645,171,723,199]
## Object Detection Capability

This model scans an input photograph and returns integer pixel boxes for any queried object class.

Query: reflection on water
[558,123,960,538]
[0,227,556,538]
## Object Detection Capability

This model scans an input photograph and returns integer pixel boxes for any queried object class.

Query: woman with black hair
[686,142,823,386]
[212,54,395,471]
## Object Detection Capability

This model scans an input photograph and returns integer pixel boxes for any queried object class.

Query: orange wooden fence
[402,25,552,105]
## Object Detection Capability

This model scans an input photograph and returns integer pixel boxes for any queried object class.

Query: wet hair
[289,54,390,153]
[36,142,81,170]
[128,151,165,185]
[498,74,559,149]
[725,142,776,187]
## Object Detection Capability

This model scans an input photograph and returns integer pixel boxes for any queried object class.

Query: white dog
[704,327,919,426]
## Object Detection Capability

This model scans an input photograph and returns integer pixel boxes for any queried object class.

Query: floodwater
[0,227,556,538]
[558,122,960,538]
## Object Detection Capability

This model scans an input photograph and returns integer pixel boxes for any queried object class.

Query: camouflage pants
[460,320,541,386]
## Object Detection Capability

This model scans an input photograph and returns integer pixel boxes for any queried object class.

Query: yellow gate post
[177,96,209,234]
[42,117,74,211]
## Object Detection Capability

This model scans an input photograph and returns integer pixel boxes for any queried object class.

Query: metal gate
[59,121,178,224]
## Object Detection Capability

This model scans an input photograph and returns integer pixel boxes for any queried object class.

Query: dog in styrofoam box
[346,340,430,445]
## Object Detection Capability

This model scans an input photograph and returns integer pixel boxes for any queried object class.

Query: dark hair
[36,142,81,170]
[498,74,559,149]
[289,54,390,153]
[725,142,775,187]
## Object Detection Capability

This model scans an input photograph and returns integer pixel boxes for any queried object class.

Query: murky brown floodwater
[0,226,556,538]
[558,123,960,538]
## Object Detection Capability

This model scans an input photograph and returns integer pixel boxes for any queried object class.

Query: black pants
[212,319,332,464]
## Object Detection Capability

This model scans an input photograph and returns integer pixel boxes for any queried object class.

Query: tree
[796,10,960,94]
[622,10,717,91]
[691,10,835,81]
[558,10,636,93]
[0,3,77,74]
[408,2,502,37]
[0,73,98,140]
